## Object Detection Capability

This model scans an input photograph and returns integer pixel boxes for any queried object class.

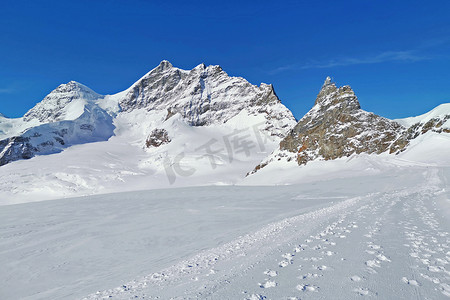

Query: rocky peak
[314,77,360,110]
[119,61,296,133]
[251,78,410,172]
[156,60,173,72]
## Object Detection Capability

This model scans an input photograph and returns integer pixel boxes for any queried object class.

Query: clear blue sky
[1,0,449,119]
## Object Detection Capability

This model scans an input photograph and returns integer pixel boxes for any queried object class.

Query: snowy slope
[395,103,450,128]
[1,165,448,299]
[0,109,286,204]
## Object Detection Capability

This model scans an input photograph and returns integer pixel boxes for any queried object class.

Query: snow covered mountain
[0,81,115,166]
[0,61,296,203]
[250,77,450,175]
[120,61,294,134]
[0,64,448,203]
[0,61,295,168]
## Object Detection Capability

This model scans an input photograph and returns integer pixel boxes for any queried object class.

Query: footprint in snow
[313,265,328,271]
[440,283,450,297]
[300,273,322,279]
[376,254,391,262]
[263,269,277,277]
[302,257,323,262]
[367,244,381,250]
[293,246,305,252]
[365,259,381,268]
[259,280,277,289]
[350,275,362,282]
[402,277,420,286]
[428,265,443,273]
[245,294,266,300]
[282,253,295,261]
[296,284,319,292]
[279,260,290,268]
[353,287,371,296]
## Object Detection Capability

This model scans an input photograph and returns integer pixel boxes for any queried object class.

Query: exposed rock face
[405,115,450,139]
[0,136,36,166]
[120,61,296,137]
[145,129,171,148]
[252,77,411,171]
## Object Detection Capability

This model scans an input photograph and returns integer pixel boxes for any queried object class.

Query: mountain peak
[194,63,207,70]
[251,78,409,172]
[158,60,173,71]
[314,78,360,110]
[323,76,333,87]
[23,81,102,123]
[119,61,296,129]
[52,80,99,97]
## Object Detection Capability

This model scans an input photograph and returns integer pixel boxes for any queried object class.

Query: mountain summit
[119,60,295,131]
[23,81,102,123]
[251,78,415,172]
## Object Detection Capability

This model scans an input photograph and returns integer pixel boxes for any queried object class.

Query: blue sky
[1,0,449,119]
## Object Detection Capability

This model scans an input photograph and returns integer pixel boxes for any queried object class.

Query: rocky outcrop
[0,136,36,166]
[405,115,450,139]
[251,77,411,172]
[145,129,171,148]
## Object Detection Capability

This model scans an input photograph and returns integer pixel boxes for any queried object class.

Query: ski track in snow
[84,168,450,300]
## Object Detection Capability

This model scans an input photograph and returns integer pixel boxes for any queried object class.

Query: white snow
[0,116,42,140]
[395,103,450,127]
[0,164,449,299]
[0,108,283,205]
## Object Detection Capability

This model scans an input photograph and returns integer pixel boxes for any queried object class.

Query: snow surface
[1,166,449,299]
[0,116,42,140]
[0,109,282,205]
